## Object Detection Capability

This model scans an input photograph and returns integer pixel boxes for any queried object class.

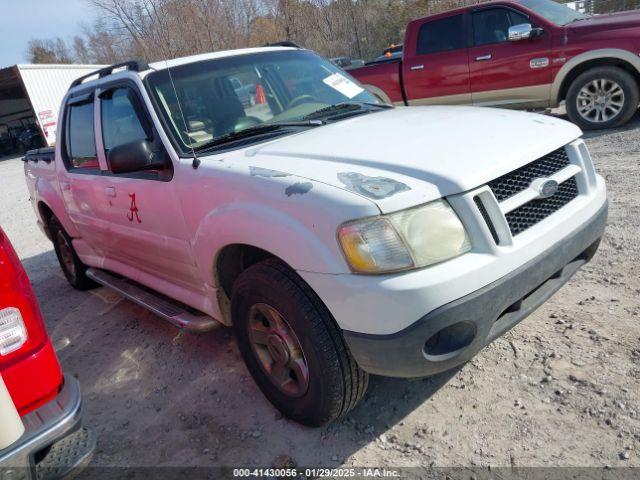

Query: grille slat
[504,177,579,236]
[488,148,571,202]
[474,196,499,243]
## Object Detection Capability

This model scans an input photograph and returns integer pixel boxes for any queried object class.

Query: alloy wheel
[576,78,625,124]
[248,303,310,397]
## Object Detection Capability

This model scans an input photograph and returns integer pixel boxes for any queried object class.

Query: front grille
[488,147,571,202]
[505,177,579,236]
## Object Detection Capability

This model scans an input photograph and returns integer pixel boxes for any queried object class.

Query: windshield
[518,0,586,25]
[145,50,380,154]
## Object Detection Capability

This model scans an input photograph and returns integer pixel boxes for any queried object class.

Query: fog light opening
[423,321,477,360]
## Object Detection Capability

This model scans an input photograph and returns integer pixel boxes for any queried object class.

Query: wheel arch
[215,244,282,300]
[191,202,350,324]
[363,84,392,105]
[33,178,81,239]
[552,49,640,106]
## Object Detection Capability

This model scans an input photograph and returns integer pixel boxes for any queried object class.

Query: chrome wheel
[56,230,75,278]
[576,78,625,123]
[248,303,310,397]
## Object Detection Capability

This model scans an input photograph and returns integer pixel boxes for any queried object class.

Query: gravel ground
[0,112,639,475]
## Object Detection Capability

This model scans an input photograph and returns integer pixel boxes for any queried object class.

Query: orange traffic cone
[255,84,266,104]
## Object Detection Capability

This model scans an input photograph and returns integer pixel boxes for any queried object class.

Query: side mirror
[508,23,534,41]
[107,139,167,174]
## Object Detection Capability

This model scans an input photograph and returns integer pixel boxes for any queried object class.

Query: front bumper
[342,201,607,378]
[0,375,95,480]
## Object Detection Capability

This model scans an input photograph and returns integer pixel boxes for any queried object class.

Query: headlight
[338,200,471,274]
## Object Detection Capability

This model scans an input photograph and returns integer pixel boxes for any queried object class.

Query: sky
[0,0,97,68]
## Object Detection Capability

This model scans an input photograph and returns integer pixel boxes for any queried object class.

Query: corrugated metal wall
[17,64,105,146]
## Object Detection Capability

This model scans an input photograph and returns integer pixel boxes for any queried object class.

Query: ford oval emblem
[538,179,559,198]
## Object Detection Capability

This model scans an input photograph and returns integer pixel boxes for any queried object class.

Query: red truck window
[416,14,465,55]
[66,101,99,170]
[472,8,529,46]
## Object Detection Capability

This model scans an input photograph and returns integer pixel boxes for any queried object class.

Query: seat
[204,77,247,136]
[478,12,510,45]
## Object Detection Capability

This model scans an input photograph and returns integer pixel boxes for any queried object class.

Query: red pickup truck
[0,227,94,479]
[349,0,640,130]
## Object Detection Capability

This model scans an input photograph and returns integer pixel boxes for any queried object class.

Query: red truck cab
[0,227,94,479]
[350,0,640,130]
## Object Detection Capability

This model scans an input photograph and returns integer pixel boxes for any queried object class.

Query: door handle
[60,181,71,191]
[410,64,424,71]
[475,54,492,61]
[105,186,117,198]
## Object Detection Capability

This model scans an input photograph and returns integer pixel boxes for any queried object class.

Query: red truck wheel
[566,66,639,130]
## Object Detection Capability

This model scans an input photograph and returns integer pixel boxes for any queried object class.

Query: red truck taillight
[0,229,48,367]
[0,307,28,355]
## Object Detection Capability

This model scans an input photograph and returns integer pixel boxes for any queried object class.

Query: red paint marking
[127,193,142,223]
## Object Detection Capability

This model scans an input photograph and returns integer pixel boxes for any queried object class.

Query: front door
[468,6,552,107]
[95,83,200,291]
[402,13,471,105]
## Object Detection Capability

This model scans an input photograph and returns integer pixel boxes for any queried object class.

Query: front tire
[49,218,97,291]
[231,259,368,427]
[566,66,639,130]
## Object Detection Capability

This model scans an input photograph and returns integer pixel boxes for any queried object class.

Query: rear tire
[566,66,639,130]
[49,218,97,291]
[231,258,368,427]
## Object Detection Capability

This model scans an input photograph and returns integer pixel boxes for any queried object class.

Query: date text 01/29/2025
[233,468,400,477]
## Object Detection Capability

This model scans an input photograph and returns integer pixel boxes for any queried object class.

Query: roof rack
[70,60,149,88]
[263,41,302,49]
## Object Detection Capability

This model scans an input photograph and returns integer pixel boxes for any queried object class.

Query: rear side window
[416,15,465,55]
[101,87,149,152]
[66,102,98,169]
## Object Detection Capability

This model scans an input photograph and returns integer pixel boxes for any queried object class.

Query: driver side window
[472,8,529,46]
[101,87,149,155]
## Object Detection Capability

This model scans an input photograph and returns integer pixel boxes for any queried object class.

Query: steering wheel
[287,95,318,109]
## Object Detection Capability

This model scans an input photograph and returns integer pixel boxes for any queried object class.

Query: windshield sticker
[322,73,364,99]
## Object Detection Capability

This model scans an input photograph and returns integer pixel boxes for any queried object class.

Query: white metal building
[0,64,104,156]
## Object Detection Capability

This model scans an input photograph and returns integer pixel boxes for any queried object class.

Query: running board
[86,268,219,333]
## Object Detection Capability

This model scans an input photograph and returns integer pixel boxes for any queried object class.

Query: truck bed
[23,148,57,221]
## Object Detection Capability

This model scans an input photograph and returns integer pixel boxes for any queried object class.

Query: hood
[565,10,640,33]
[238,106,582,213]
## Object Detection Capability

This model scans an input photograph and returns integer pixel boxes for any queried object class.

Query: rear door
[58,92,110,255]
[468,6,552,107]
[95,83,200,290]
[402,13,471,105]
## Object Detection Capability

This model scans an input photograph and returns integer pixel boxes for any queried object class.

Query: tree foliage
[27,38,74,64]
[26,0,633,65]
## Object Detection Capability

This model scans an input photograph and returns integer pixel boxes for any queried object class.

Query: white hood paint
[239,106,582,213]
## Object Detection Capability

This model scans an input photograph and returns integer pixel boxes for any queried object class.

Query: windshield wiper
[303,102,389,121]
[193,120,324,152]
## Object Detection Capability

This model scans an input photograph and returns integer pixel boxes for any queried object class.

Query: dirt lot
[1,113,639,475]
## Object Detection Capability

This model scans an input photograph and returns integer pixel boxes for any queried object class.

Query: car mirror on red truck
[508,23,533,41]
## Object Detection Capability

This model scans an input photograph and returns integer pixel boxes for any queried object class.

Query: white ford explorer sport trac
[24,45,607,426]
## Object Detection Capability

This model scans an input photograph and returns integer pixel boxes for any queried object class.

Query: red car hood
[566,10,640,32]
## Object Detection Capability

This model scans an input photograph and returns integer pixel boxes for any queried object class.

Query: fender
[551,48,640,107]
[363,84,393,105]
[191,201,349,287]
[34,177,81,239]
